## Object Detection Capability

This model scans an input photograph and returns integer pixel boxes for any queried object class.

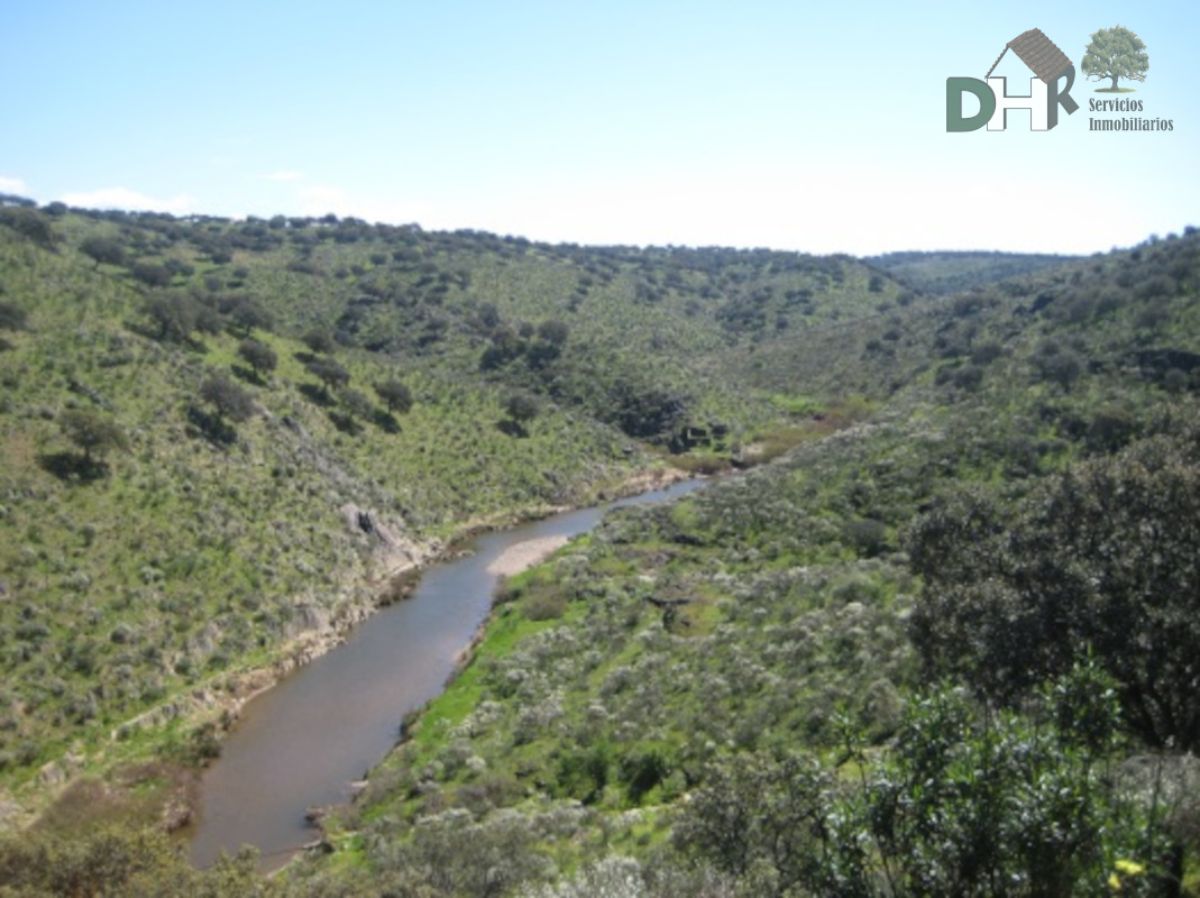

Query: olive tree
[237,338,277,379]
[374,379,413,414]
[59,409,128,465]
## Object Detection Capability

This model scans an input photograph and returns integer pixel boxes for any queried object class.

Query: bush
[58,409,128,464]
[200,373,255,423]
[79,236,126,267]
[0,207,55,248]
[237,338,277,378]
[673,669,1176,897]
[142,294,197,343]
[374,378,413,414]
[303,328,336,355]
[0,300,27,331]
[305,357,349,396]
[131,262,173,287]
[909,430,1200,749]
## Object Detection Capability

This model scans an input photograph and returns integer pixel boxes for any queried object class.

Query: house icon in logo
[948,28,1080,131]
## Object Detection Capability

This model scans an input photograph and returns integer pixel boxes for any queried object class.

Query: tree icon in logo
[1082,26,1148,92]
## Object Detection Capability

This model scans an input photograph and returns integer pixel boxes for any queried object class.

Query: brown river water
[188,478,704,870]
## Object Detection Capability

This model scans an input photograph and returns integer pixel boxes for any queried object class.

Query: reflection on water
[188,479,703,869]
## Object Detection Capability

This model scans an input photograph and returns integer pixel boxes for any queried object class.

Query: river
[188,478,703,869]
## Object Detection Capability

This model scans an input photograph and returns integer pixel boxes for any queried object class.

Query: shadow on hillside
[373,410,401,433]
[327,410,362,435]
[231,364,266,387]
[37,452,108,483]
[185,406,238,446]
[123,320,209,354]
[297,383,334,407]
[496,419,528,438]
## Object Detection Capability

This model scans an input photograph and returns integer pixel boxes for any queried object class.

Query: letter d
[946,78,996,131]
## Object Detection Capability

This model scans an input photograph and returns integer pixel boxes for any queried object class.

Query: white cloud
[0,176,28,194]
[263,170,304,182]
[59,187,195,215]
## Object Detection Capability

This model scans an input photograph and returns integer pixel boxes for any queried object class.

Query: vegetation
[2,199,1199,896]
[57,408,128,467]
[277,224,1200,896]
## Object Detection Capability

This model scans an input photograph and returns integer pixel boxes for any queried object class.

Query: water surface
[189,479,703,868]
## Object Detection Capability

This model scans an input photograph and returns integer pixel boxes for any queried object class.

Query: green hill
[0,201,902,827]
[3,198,1199,896]
[868,249,1077,295]
[278,227,1200,896]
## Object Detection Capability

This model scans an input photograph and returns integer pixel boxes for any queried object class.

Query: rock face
[340,503,402,549]
[338,502,433,581]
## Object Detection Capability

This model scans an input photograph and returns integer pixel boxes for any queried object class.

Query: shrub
[200,373,255,423]
[79,236,126,267]
[909,430,1200,749]
[237,338,277,378]
[58,409,128,464]
[0,300,27,331]
[374,379,413,414]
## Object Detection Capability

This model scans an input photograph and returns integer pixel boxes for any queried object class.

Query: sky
[2,1,1197,255]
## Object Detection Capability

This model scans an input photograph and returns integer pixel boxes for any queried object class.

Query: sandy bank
[486,535,571,576]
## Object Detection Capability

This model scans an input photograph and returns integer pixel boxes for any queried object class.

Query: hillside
[276,227,1200,896]
[2,198,1199,896]
[868,249,1077,295]
[0,200,906,830]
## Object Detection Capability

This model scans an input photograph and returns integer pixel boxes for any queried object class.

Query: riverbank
[485,536,571,577]
[187,472,705,868]
[8,462,690,842]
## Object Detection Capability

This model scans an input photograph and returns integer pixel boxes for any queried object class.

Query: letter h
[985,77,1049,131]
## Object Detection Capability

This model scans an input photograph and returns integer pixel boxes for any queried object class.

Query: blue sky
[2,1,1196,254]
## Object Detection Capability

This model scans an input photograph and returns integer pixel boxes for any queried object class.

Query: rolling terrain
[1,197,1198,896]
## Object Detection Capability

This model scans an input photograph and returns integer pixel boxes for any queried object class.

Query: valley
[1,198,1198,895]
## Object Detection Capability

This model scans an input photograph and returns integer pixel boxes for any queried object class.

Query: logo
[1082,26,1148,93]
[947,28,1079,131]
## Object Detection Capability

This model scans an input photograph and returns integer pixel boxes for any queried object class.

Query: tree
[339,388,375,420]
[200,373,255,423]
[306,357,349,396]
[1082,26,1149,91]
[908,429,1200,750]
[237,338,277,379]
[142,294,197,343]
[537,319,569,347]
[59,409,127,464]
[302,328,336,355]
[1031,341,1083,390]
[0,207,56,249]
[225,296,272,336]
[131,262,173,288]
[506,394,539,425]
[374,379,413,414]
[79,236,126,268]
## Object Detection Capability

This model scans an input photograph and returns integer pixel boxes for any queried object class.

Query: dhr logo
[947,28,1079,131]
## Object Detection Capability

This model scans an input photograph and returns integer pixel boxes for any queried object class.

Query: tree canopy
[200,373,255,422]
[237,338,277,377]
[1082,26,1149,91]
[306,356,350,395]
[374,379,413,414]
[59,409,128,463]
[909,428,1200,750]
